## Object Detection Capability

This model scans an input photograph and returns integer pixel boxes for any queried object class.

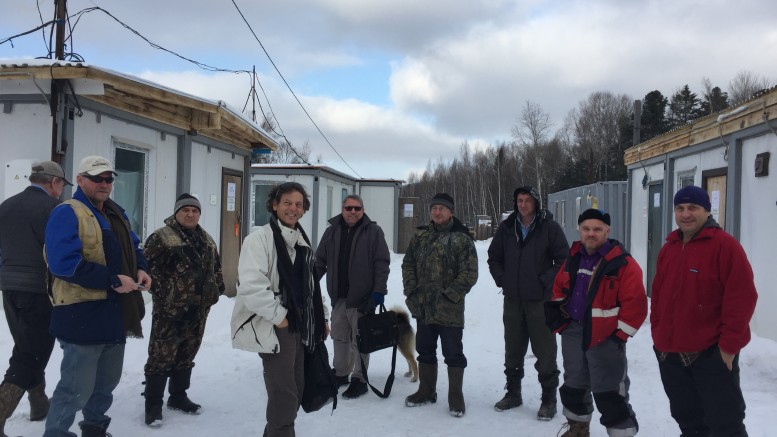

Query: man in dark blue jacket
[0,161,70,436]
[487,186,569,420]
[43,155,151,437]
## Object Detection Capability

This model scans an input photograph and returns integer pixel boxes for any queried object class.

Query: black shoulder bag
[301,340,338,413]
[357,304,399,398]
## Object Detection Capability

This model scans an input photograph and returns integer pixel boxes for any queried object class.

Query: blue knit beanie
[673,186,711,211]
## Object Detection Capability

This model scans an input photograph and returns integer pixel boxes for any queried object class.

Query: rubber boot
[447,367,465,417]
[494,374,522,411]
[404,362,437,407]
[167,368,201,414]
[143,373,168,427]
[0,382,24,437]
[537,386,557,420]
[28,381,49,421]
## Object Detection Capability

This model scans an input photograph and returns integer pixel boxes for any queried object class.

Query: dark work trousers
[656,345,748,437]
[260,327,304,437]
[503,297,560,388]
[144,306,211,374]
[2,290,55,389]
[560,321,637,436]
[415,321,467,368]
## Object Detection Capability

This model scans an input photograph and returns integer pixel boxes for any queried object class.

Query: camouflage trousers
[144,305,211,375]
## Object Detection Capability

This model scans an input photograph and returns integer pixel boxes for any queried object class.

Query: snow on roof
[0,58,275,142]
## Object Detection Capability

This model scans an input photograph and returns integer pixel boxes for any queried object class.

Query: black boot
[28,381,49,421]
[143,373,168,427]
[537,386,557,420]
[78,419,112,437]
[494,373,522,412]
[167,368,201,414]
[341,379,368,399]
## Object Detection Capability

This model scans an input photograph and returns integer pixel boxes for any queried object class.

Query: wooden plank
[625,91,777,165]
[1,65,274,150]
[86,69,218,114]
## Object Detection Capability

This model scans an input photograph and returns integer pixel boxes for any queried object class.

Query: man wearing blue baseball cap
[651,185,757,437]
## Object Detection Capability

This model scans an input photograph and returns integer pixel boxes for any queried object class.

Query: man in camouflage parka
[141,194,224,427]
[402,193,477,418]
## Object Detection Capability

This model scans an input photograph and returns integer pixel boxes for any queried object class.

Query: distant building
[547,181,627,246]
[248,164,402,251]
[624,86,777,342]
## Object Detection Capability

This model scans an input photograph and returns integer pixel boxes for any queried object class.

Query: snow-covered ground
[3,240,776,436]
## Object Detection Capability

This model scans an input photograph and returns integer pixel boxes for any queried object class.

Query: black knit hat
[513,186,541,210]
[578,208,611,226]
[175,193,201,214]
[430,193,455,212]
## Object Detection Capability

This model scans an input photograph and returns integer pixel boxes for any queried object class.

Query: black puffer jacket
[0,186,61,293]
[487,210,569,301]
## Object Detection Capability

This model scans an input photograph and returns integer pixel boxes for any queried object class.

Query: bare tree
[512,101,553,197]
[728,70,772,104]
[572,91,632,183]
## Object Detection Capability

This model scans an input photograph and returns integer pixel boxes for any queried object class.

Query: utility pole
[50,0,67,163]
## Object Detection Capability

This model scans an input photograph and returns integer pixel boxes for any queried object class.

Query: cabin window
[113,141,149,240]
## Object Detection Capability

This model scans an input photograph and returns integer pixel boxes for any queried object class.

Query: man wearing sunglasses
[315,194,390,399]
[43,155,150,437]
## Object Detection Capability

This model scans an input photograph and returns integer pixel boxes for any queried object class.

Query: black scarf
[269,217,325,352]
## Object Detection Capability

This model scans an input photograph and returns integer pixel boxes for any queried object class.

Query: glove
[370,292,385,305]
[360,292,384,314]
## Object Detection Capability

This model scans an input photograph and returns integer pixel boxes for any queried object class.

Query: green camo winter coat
[401,217,478,327]
[144,216,225,319]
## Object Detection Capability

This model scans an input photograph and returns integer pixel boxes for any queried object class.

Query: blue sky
[2,0,776,179]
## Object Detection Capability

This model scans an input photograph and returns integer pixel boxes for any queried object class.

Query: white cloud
[3,0,776,180]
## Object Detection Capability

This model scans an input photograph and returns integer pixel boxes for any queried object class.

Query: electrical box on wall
[754,152,770,177]
[4,159,33,201]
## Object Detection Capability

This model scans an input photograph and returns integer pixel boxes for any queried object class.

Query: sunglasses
[83,174,115,184]
[343,206,363,212]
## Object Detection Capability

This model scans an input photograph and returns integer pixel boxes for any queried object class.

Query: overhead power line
[1,4,340,171]
[229,0,363,178]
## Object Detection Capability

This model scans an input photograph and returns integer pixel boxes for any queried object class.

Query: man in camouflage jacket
[141,194,224,427]
[402,193,477,418]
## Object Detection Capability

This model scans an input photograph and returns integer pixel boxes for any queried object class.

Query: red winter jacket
[546,240,647,350]
[650,223,757,355]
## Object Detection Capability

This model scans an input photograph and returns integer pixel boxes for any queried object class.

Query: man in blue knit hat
[651,185,757,437]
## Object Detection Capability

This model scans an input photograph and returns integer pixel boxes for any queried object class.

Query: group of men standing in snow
[487,183,756,437]
[0,156,223,437]
[0,153,758,437]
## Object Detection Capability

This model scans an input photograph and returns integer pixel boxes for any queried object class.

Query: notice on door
[227,182,236,212]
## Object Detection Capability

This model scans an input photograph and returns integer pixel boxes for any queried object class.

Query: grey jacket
[315,213,390,308]
[0,186,61,293]
[487,210,569,301]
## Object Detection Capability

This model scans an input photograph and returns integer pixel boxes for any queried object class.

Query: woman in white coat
[231,182,329,437]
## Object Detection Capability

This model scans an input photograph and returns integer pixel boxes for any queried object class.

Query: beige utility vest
[46,199,108,306]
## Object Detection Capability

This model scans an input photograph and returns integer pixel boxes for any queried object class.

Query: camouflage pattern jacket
[144,216,225,319]
[402,217,478,327]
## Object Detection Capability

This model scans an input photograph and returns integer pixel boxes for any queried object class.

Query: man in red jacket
[651,185,757,437]
[546,209,647,437]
